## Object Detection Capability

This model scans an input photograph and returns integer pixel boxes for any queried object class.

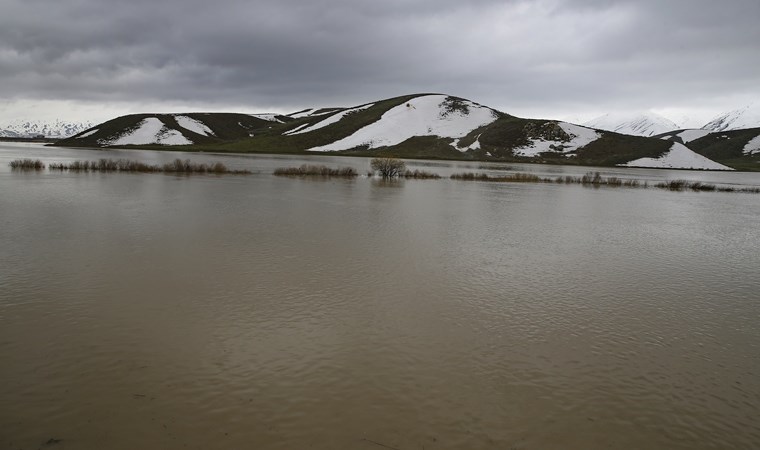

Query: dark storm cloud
[1,0,758,116]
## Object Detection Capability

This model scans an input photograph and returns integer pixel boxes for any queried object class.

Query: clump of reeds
[9,159,45,170]
[553,172,644,188]
[655,180,718,192]
[450,172,491,181]
[402,169,441,179]
[46,158,250,174]
[273,164,358,177]
[162,159,246,174]
[450,172,551,183]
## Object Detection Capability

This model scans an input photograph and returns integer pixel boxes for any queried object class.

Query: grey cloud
[0,0,758,119]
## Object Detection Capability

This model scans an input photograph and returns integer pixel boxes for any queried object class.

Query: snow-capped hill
[701,103,760,132]
[308,95,498,152]
[584,112,678,137]
[0,119,94,138]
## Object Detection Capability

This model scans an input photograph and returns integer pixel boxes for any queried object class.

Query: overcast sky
[1,0,758,126]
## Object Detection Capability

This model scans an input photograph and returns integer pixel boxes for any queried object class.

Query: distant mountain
[583,112,679,137]
[0,119,94,138]
[701,103,760,132]
[55,93,734,170]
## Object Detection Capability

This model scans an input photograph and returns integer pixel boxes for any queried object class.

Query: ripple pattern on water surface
[2,147,760,449]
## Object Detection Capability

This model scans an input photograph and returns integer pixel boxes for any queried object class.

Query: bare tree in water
[370,157,406,178]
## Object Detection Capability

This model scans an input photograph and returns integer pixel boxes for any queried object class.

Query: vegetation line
[10,158,251,174]
[450,170,760,193]
[9,158,759,193]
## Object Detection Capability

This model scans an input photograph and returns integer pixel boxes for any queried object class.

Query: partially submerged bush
[273,165,358,177]
[9,159,45,170]
[371,157,406,178]
[655,180,717,192]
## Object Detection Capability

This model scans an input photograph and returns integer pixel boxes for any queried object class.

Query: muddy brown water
[1,144,760,449]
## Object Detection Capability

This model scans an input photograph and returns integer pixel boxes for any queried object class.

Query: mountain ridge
[0,119,94,138]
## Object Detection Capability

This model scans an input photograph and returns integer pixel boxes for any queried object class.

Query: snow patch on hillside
[743,134,760,155]
[288,104,375,135]
[619,143,733,170]
[100,117,192,146]
[513,122,601,157]
[308,95,497,152]
[676,129,710,143]
[175,116,214,136]
[584,112,678,137]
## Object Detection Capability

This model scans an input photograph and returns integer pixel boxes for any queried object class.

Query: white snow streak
[742,134,760,155]
[619,143,733,170]
[250,114,283,123]
[76,129,98,138]
[283,123,310,135]
[308,95,497,152]
[103,118,192,146]
[288,109,314,119]
[289,104,374,135]
[175,116,214,136]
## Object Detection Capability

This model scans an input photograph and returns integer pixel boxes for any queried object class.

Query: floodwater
[1,143,759,449]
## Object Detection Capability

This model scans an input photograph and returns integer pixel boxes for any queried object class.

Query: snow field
[619,143,733,170]
[102,117,192,146]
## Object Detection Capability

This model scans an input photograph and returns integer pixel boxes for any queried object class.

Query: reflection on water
[1,144,760,449]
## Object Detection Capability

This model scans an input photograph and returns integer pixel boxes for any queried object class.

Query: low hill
[60,113,289,147]
[56,93,736,170]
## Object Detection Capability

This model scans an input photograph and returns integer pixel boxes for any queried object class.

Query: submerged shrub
[370,157,406,178]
